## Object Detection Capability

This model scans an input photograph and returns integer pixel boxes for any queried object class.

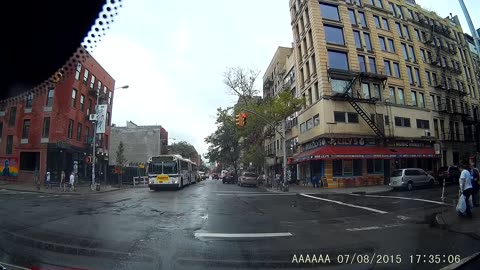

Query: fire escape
[328,67,388,139]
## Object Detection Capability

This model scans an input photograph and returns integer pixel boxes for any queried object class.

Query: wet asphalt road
[0,179,479,270]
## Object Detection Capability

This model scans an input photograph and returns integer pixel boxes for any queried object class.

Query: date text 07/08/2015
[291,254,462,265]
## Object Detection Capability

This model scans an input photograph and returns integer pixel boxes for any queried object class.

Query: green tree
[115,141,127,185]
[205,107,241,177]
[168,141,198,160]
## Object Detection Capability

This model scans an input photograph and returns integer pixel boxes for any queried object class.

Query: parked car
[436,166,461,184]
[222,172,235,184]
[238,172,258,187]
[212,173,219,180]
[389,168,435,191]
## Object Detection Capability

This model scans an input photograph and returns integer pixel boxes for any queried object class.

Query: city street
[1,179,479,269]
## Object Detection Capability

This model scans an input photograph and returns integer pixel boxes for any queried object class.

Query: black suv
[436,166,461,184]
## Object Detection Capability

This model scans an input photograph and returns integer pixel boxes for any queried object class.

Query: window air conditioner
[89,114,98,121]
[424,130,431,137]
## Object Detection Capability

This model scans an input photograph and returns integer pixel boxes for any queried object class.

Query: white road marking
[38,196,45,198]
[217,193,295,196]
[300,193,388,214]
[397,215,411,220]
[346,224,404,231]
[194,232,292,238]
[349,193,451,205]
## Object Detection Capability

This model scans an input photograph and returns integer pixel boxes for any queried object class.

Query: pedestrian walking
[312,175,320,188]
[60,171,66,192]
[45,171,51,189]
[69,172,75,192]
[458,162,473,218]
[471,165,480,207]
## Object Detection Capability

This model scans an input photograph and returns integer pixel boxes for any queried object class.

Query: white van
[389,168,435,191]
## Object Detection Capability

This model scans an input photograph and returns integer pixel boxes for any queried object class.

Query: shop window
[353,160,362,176]
[367,159,384,174]
[333,159,362,176]
[19,152,40,171]
[333,160,343,176]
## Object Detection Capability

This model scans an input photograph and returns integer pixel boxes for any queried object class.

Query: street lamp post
[91,85,129,190]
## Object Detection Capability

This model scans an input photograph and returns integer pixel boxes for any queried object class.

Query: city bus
[147,155,196,190]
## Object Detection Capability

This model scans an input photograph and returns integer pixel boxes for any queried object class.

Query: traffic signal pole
[236,108,288,191]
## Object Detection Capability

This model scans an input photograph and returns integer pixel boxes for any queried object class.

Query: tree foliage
[169,141,198,160]
[115,141,127,167]
[223,66,260,105]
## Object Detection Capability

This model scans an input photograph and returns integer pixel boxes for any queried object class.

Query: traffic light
[235,112,248,127]
[241,113,247,126]
[235,114,241,126]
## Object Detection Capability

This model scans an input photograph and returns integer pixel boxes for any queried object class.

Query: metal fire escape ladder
[342,75,385,138]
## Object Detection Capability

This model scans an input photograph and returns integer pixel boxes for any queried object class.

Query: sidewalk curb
[435,212,480,240]
[0,186,124,195]
[260,186,393,195]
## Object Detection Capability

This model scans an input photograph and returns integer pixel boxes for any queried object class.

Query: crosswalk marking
[300,193,388,214]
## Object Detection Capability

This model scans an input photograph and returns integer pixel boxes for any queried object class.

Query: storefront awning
[293,146,439,163]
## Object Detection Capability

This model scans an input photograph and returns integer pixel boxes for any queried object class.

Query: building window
[393,62,401,78]
[42,117,50,138]
[362,83,371,99]
[308,88,313,105]
[348,9,356,25]
[314,82,319,100]
[398,88,405,105]
[77,123,82,141]
[90,75,96,89]
[401,43,408,60]
[306,118,314,130]
[382,18,389,30]
[97,81,103,93]
[373,15,381,28]
[71,89,77,108]
[411,91,417,106]
[313,114,320,126]
[8,107,16,127]
[414,29,420,41]
[407,66,414,84]
[68,119,74,139]
[22,119,30,139]
[403,25,410,40]
[389,87,396,103]
[80,95,85,112]
[300,123,306,133]
[373,84,381,99]
[324,25,345,45]
[75,63,82,80]
[19,152,40,171]
[331,79,350,94]
[384,60,391,76]
[108,91,113,105]
[46,88,54,107]
[6,135,13,155]
[348,112,359,123]
[83,69,89,85]
[379,37,386,51]
[420,49,426,62]
[333,160,362,177]
[334,111,346,122]
[418,92,425,108]
[364,33,372,51]
[25,93,33,108]
[408,45,416,62]
[387,39,395,52]
[368,57,376,73]
[358,11,367,27]
[414,68,421,86]
[425,71,431,86]
[353,31,362,48]
[319,3,340,21]
[395,22,402,37]
[395,117,410,127]
[367,160,384,174]
[389,2,396,16]
[358,55,366,72]
[328,50,349,70]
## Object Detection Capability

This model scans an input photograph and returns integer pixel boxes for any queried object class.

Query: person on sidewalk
[459,162,473,218]
[45,172,51,189]
[471,165,480,207]
[312,175,320,188]
[69,172,75,192]
[60,171,66,192]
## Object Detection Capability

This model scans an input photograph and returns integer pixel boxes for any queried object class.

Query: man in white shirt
[459,163,473,218]
[69,172,75,192]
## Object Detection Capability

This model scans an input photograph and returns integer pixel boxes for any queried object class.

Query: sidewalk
[436,206,480,239]
[0,180,121,195]
[263,184,393,194]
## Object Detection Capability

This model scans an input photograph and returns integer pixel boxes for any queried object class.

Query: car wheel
[406,181,414,191]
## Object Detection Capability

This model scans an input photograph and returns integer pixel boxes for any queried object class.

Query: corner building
[288,0,479,187]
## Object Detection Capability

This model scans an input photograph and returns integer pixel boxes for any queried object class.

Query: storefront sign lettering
[394,141,429,148]
[303,137,376,151]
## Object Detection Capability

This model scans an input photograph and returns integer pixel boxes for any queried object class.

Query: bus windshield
[148,162,178,175]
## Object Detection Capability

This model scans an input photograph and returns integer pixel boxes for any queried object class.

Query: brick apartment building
[262,0,480,188]
[0,52,115,184]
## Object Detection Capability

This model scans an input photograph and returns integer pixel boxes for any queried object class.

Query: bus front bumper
[149,183,180,190]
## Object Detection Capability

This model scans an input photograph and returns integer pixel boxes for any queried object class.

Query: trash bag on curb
[456,194,467,214]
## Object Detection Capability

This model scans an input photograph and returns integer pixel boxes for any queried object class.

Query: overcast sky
[91,0,480,157]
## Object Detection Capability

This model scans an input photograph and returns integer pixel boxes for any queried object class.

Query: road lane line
[194,232,292,238]
[216,193,295,196]
[346,224,404,231]
[300,193,388,214]
[348,193,451,205]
